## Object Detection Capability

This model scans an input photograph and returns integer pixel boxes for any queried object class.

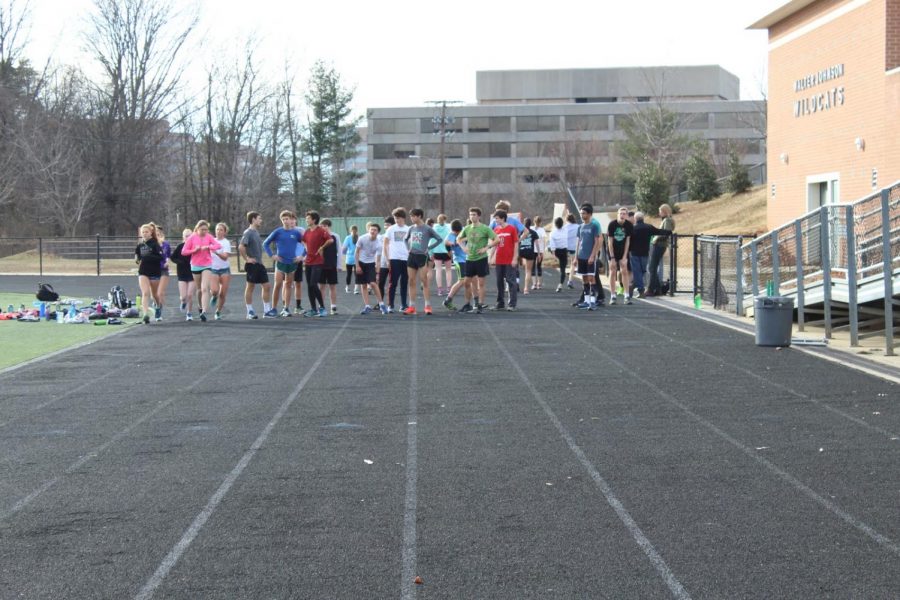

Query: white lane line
[0,335,268,522]
[550,315,900,559]
[625,316,900,441]
[483,320,692,600]
[400,319,419,600]
[645,298,900,385]
[134,318,353,600]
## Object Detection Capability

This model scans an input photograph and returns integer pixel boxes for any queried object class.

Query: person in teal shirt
[342,226,359,294]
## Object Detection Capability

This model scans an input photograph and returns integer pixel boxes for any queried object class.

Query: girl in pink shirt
[181,220,221,322]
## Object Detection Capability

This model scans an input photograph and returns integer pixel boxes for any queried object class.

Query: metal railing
[724,181,900,355]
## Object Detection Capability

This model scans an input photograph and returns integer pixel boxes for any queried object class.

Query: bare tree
[83,0,198,234]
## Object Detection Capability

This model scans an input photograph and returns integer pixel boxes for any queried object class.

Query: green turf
[0,292,135,370]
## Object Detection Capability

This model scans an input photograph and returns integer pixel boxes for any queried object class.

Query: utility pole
[426,100,462,215]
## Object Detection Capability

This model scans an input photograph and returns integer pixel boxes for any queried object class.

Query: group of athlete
[131,199,674,322]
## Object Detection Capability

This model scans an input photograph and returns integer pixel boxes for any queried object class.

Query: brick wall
[765,0,899,230]
[888,0,900,70]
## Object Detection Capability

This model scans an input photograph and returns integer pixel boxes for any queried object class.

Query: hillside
[659,185,767,237]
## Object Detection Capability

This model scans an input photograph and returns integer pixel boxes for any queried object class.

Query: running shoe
[588,303,596,311]
[624,296,633,305]
[575,301,591,309]
[318,307,328,317]
[210,293,217,307]
[492,302,505,311]
[609,297,617,305]
[214,311,222,320]
[345,286,350,293]
[506,306,517,312]
[386,306,394,314]
[360,305,373,315]
[401,306,417,315]
[180,302,186,313]
[459,303,473,313]
[566,281,574,289]
[424,306,433,315]
[556,284,562,293]
[199,312,207,322]
[353,286,359,295]
[475,306,483,314]
[477,303,489,311]
[186,313,193,322]
[379,304,389,315]
[331,306,338,314]
[302,309,317,318]
[264,309,278,318]
[280,308,290,318]
[294,306,303,315]
[154,307,162,321]
[443,298,457,311]
[142,314,150,324]
[247,310,258,320]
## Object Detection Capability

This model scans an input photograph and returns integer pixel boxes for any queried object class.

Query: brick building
[751,0,900,230]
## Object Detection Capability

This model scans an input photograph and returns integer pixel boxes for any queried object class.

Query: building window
[713,139,762,155]
[517,115,560,132]
[520,171,561,184]
[679,113,709,129]
[516,142,559,158]
[636,96,650,102]
[467,117,511,133]
[565,115,609,131]
[420,117,463,134]
[372,144,415,159]
[371,119,419,134]
[468,169,512,184]
[468,142,512,158]
[712,112,761,129]
[575,97,617,103]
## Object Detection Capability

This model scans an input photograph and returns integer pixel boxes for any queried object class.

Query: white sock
[246,304,253,313]
[263,302,272,312]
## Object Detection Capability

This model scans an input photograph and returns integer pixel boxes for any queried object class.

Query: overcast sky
[27,0,786,116]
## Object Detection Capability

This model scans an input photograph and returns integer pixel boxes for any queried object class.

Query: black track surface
[1,275,898,599]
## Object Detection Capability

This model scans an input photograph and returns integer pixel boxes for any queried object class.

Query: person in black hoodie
[629,211,672,298]
[169,228,196,320]
[135,223,164,324]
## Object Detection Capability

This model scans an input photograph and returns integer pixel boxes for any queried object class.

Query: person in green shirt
[457,207,498,314]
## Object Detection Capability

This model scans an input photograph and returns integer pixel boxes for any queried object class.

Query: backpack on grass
[108,285,131,309]
[36,283,59,302]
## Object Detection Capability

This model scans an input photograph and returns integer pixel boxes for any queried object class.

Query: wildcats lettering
[794,87,845,118]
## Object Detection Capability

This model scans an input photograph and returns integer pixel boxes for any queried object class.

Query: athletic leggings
[378,266,390,299]
[531,256,543,277]
[388,259,408,308]
[554,249,569,284]
[345,266,355,286]
[305,264,324,311]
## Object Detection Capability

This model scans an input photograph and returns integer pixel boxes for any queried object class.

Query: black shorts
[577,258,595,276]
[407,253,428,269]
[319,268,338,285]
[245,262,269,284]
[357,262,377,284]
[432,252,451,262]
[520,250,536,261]
[464,258,489,278]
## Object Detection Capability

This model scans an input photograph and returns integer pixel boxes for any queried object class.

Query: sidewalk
[645,293,900,384]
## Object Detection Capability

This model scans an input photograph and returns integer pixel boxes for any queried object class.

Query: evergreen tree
[633,161,670,213]
[302,60,363,218]
[726,147,752,194]
[684,147,720,202]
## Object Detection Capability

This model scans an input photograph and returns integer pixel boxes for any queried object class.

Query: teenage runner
[263,210,303,317]
[431,213,453,296]
[442,219,472,311]
[573,204,602,310]
[383,208,410,312]
[342,225,359,294]
[564,213,579,288]
[320,219,340,314]
[607,206,634,305]
[170,228,196,320]
[355,222,389,314]
[210,222,232,320]
[377,216,394,306]
[291,236,306,314]
[531,216,546,290]
[239,211,274,319]
[458,207,498,314]
[491,210,519,311]
[518,217,539,295]
[402,208,443,315]
[181,220,221,322]
[302,210,333,317]
[155,226,171,321]
[135,223,164,324]
[548,217,569,293]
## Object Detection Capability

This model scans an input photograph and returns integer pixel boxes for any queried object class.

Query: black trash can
[754,296,794,347]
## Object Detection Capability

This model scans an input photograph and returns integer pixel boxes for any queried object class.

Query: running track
[0,276,898,598]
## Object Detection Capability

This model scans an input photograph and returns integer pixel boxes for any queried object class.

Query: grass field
[0,292,135,370]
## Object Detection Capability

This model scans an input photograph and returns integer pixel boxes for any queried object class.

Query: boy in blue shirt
[263,210,304,317]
